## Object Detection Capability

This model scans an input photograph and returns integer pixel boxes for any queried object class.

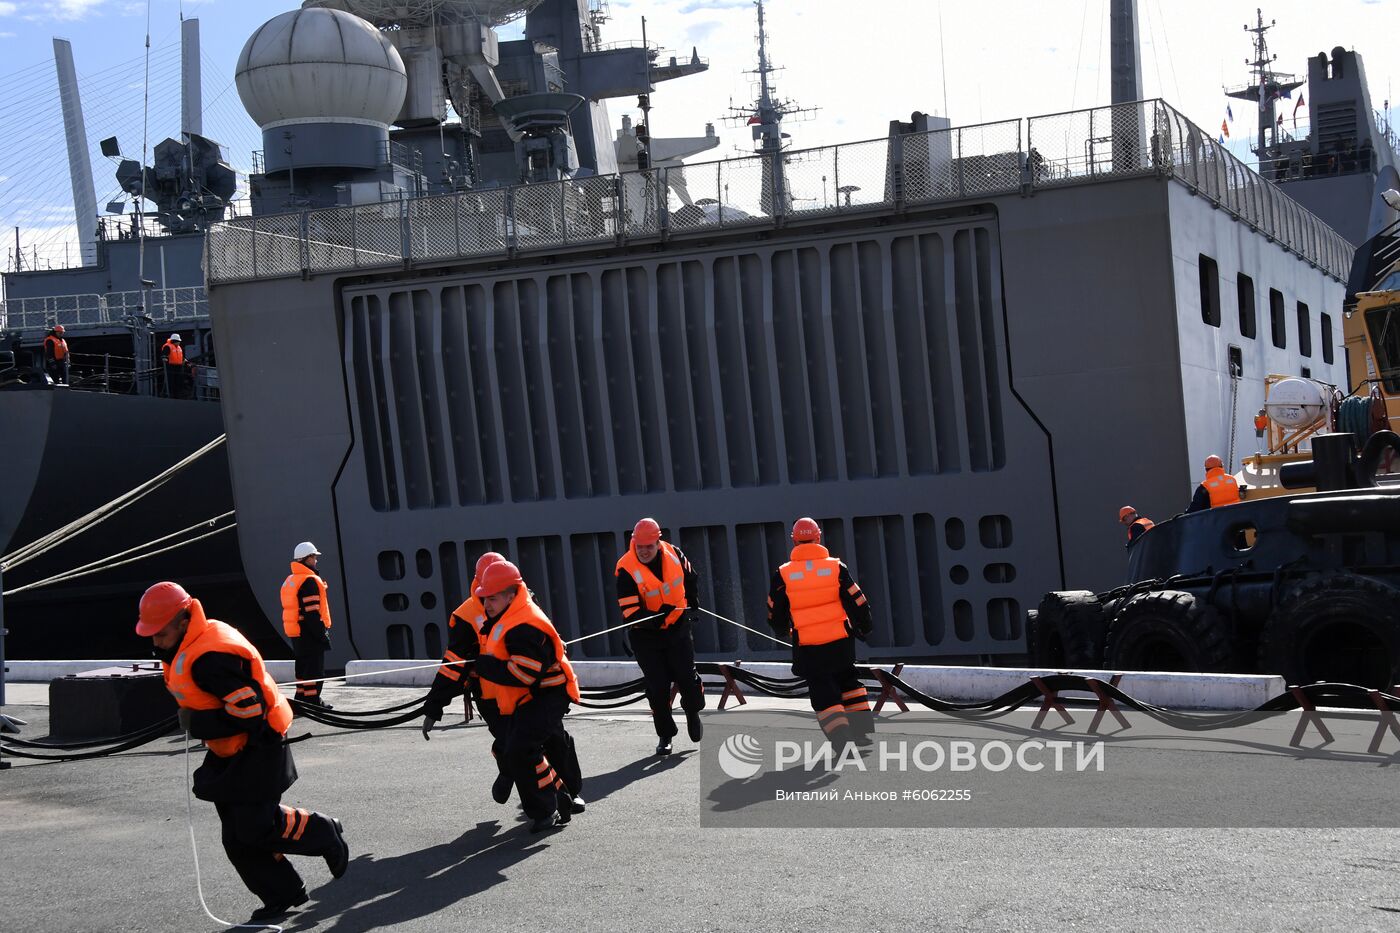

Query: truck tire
[1026,609,1066,667]
[1104,590,1231,673]
[1258,574,1400,688]
[1036,591,1106,668]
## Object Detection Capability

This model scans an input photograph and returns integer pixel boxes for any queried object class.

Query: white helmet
[293,541,320,560]
[170,333,182,342]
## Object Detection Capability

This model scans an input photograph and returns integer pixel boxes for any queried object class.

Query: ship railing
[207,98,1354,287]
[0,286,209,333]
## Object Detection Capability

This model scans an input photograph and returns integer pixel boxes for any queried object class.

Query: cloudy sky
[0,0,1396,268]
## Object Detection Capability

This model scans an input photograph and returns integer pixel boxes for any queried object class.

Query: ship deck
[2,683,1398,932]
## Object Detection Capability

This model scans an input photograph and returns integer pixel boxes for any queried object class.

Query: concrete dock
[2,682,1399,932]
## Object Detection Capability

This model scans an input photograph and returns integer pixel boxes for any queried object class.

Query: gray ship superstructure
[1238,11,1400,246]
[202,2,1351,666]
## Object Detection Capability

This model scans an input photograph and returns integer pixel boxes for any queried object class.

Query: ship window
[1199,255,1221,327]
[1364,304,1400,393]
[1321,313,1334,364]
[1269,288,1287,348]
[1237,274,1256,339]
[1297,302,1312,357]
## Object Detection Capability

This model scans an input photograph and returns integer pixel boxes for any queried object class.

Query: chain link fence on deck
[204,100,1352,285]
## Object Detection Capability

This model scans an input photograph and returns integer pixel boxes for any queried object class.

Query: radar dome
[236,8,406,130]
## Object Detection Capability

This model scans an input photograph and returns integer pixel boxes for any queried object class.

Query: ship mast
[1225,9,1303,154]
[723,0,815,214]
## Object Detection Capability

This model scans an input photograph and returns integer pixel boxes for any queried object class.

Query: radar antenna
[720,0,816,214]
[1224,8,1303,155]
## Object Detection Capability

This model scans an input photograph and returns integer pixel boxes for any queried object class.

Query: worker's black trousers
[213,799,340,906]
[293,644,326,703]
[630,621,705,739]
[476,696,510,783]
[45,359,68,385]
[792,636,873,743]
[164,363,185,398]
[501,690,582,818]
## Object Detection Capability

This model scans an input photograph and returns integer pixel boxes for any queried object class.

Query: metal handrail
[206,99,1355,286]
[0,286,209,333]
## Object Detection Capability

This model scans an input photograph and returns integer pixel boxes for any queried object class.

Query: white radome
[236,7,407,130]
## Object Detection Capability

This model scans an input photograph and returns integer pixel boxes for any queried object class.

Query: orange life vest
[1127,517,1155,541]
[479,590,580,715]
[162,600,293,757]
[615,540,687,627]
[44,335,68,361]
[1203,466,1240,508]
[439,593,489,684]
[162,340,184,365]
[780,543,849,646]
[280,561,332,638]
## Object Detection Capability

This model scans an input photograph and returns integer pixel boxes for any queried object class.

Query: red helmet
[792,517,821,544]
[1119,506,1137,522]
[135,581,193,636]
[1204,454,1224,471]
[52,324,65,335]
[474,560,523,599]
[473,551,506,582]
[632,517,661,546]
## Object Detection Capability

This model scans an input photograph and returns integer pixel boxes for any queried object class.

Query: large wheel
[1259,574,1400,688]
[1104,590,1231,673]
[1026,609,1066,668]
[1036,591,1107,667]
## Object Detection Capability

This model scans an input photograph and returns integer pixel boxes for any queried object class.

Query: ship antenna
[938,0,950,118]
[1224,9,1301,158]
[137,0,153,294]
[720,0,817,211]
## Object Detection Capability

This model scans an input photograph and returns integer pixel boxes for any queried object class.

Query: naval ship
[0,21,273,658]
[200,0,1355,667]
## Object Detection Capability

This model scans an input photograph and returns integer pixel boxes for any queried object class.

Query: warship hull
[0,388,276,658]
[206,102,1350,666]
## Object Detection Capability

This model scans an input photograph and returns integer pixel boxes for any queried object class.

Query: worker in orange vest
[137,581,349,924]
[1186,454,1243,513]
[766,517,874,746]
[615,517,706,756]
[43,324,69,385]
[422,551,574,811]
[160,332,185,398]
[280,541,334,708]
[472,560,584,833]
[1118,506,1154,547]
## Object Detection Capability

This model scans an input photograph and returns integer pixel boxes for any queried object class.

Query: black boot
[655,738,672,756]
[249,888,307,922]
[324,818,350,879]
[685,709,703,743]
[529,811,563,833]
[492,771,514,804]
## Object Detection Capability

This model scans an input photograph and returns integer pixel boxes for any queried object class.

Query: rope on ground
[0,433,227,573]
[184,729,284,932]
[2,512,237,596]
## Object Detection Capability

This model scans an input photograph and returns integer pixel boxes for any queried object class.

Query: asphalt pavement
[2,684,1399,932]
